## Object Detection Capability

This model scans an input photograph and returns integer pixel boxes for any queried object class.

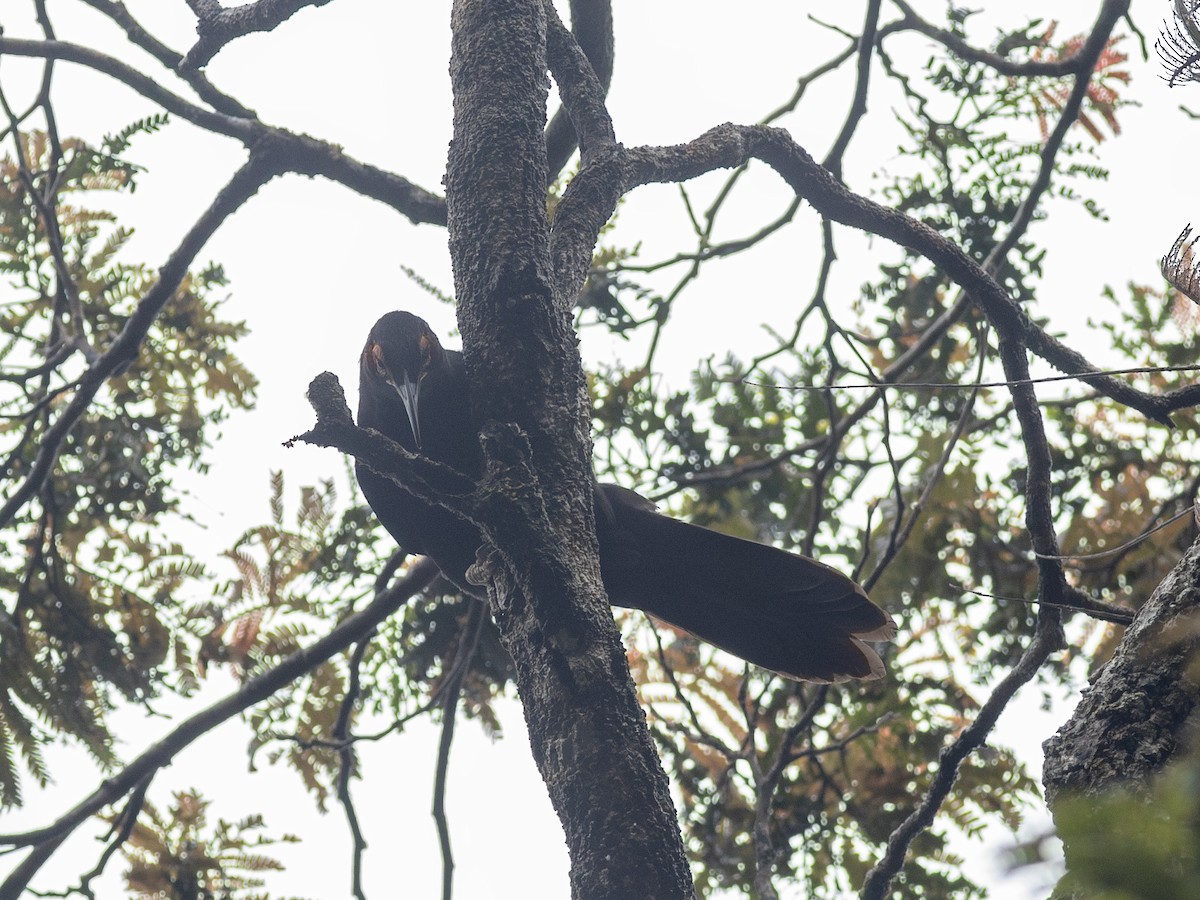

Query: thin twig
[335,637,372,900]
[741,362,1200,392]
[864,323,991,591]
[959,587,1134,627]
[75,775,153,900]
[431,601,487,900]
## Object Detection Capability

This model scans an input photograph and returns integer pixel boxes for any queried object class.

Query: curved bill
[394,373,422,449]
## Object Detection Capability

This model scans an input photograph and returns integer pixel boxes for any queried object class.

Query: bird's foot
[465,543,498,587]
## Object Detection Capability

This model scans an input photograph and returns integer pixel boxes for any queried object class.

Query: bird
[356,311,896,682]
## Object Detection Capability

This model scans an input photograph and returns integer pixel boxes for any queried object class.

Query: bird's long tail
[596,485,896,682]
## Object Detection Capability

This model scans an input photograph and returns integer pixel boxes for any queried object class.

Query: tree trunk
[443,2,695,898]
[1042,531,1200,866]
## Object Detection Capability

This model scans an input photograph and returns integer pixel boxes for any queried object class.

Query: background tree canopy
[2,1,1200,898]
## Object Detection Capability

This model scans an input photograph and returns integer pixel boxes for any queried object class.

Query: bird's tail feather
[597,485,896,682]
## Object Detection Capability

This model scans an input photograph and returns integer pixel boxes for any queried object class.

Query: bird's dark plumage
[356,311,896,682]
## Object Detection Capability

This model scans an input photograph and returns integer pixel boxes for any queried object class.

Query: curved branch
[860,606,1064,898]
[0,559,440,898]
[0,37,448,225]
[334,639,370,900]
[78,0,257,118]
[431,599,486,900]
[543,0,615,163]
[622,122,1177,425]
[544,0,619,299]
[545,0,614,184]
[861,154,1076,900]
[0,36,253,139]
[0,150,286,531]
[824,0,881,177]
[270,127,448,225]
[182,0,336,69]
[891,0,1088,78]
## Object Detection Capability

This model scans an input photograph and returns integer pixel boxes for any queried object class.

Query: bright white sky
[1,1,1194,897]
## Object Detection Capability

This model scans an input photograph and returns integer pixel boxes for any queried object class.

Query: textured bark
[444,1,694,898]
[1043,532,1200,802]
[544,0,614,183]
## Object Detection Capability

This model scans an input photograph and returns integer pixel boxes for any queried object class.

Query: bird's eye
[418,332,434,376]
[367,341,388,378]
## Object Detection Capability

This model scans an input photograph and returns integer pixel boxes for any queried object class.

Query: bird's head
[360,311,448,449]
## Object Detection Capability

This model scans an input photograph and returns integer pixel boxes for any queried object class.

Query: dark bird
[356,311,896,682]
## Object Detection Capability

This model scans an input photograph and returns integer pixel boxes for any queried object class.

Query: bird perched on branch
[356,311,895,682]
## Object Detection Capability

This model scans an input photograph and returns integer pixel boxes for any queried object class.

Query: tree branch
[334,638,370,900]
[78,0,257,118]
[620,122,1179,425]
[543,0,621,300]
[859,605,1064,899]
[0,149,286,531]
[183,0,336,69]
[0,37,448,225]
[823,0,881,177]
[0,36,253,139]
[431,600,486,900]
[891,0,1088,78]
[289,371,479,511]
[0,560,440,898]
[544,0,614,184]
[543,0,615,163]
[445,1,695,896]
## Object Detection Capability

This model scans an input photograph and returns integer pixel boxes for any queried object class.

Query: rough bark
[544,0,614,183]
[1043,532,1200,857]
[444,1,694,897]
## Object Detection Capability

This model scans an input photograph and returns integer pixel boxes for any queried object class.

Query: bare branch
[824,0,881,177]
[335,639,371,900]
[542,0,621,299]
[892,0,1087,77]
[0,36,253,139]
[864,324,990,590]
[76,775,153,898]
[545,0,614,184]
[963,586,1135,627]
[0,560,440,897]
[0,149,287,531]
[860,333,1070,898]
[183,0,336,69]
[432,601,486,900]
[543,0,615,162]
[860,608,1064,898]
[78,0,257,117]
[0,37,448,224]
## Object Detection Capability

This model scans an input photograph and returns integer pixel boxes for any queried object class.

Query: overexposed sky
[1,1,1193,897]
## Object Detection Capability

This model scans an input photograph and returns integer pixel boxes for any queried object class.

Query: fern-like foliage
[0,128,256,809]
[118,789,303,899]
[1158,0,1200,87]
[1162,224,1200,305]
